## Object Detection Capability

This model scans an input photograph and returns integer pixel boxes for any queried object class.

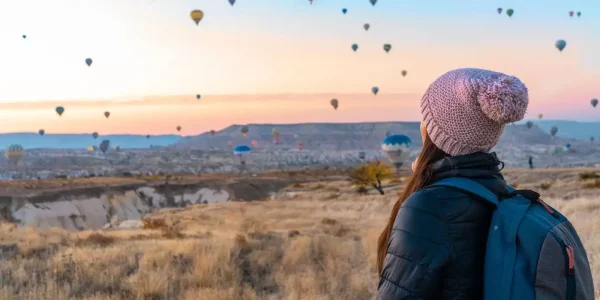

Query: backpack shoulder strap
[429,177,500,207]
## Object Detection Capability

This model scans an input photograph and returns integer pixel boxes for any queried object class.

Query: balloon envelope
[550,126,558,136]
[99,140,110,153]
[577,12,581,17]
[363,23,370,31]
[526,121,533,129]
[190,10,204,25]
[92,132,99,139]
[234,145,251,163]
[497,8,502,14]
[56,106,65,116]
[506,8,514,17]
[381,135,411,168]
[342,8,347,14]
[330,99,338,109]
[351,44,358,52]
[591,98,598,107]
[104,111,110,118]
[569,11,574,17]
[22,35,26,39]
[5,144,24,166]
[85,58,92,67]
[39,129,45,136]
[401,70,407,77]
[176,126,182,132]
[383,44,391,53]
[369,0,377,6]
[555,40,567,52]
[196,94,201,100]
[229,0,236,5]
[372,86,379,95]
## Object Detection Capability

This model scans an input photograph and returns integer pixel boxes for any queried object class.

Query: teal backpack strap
[429,177,500,207]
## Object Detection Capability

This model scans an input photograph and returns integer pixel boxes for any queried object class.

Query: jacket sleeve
[377,189,452,300]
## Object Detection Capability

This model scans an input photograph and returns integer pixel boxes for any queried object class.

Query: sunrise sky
[0,0,599,134]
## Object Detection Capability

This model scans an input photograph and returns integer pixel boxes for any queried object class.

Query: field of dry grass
[0,168,598,299]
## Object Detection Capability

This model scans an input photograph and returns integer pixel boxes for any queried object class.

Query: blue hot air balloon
[372,86,379,95]
[351,43,358,52]
[565,143,571,149]
[234,145,252,164]
[22,35,26,39]
[85,58,93,67]
[342,8,347,14]
[381,134,411,168]
[555,40,567,52]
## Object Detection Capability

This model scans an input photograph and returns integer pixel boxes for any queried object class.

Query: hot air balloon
[537,113,543,120]
[38,129,45,136]
[555,40,567,52]
[550,126,558,137]
[114,145,120,151]
[309,0,312,4]
[229,0,236,6]
[196,94,201,100]
[99,140,110,154]
[297,142,304,150]
[87,145,96,152]
[565,143,571,149]
[497,8,502,14]
[342,8,347,14]
[383,44,391,53]
[241,126,249,136]
[104,111,110,118]
[569,11,574,17]
[146,135,150,139]
[358,151,366,161]
[351,44,358,52]
[526,121,533,129]
[85,58,93,67]
[591,98,598,108]
[363,23,370,31]
[210,130,216,136]
[234,145,251,164]
[381,135,411,168]
[577,12,581,17]
[401,70,407,77]
[369,0,377,6]
[92,132,99,139]
[56,106,65,116]
[506,9,514,17]
[330,99,339,110]
[372,86,379,95]
[272,128,280,145]
[590,137,594,143]
[5,145,24,166]
[190,10,204,25]
[22,35,26,39]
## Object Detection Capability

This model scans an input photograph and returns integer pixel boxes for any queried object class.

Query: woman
[377,68,529,299]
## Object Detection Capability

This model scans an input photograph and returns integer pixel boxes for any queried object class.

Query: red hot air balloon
[210,130,216,136]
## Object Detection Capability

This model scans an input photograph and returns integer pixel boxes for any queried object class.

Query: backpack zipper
[564,244,576,300]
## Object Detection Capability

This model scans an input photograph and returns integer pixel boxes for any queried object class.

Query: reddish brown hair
[376,132,449,274]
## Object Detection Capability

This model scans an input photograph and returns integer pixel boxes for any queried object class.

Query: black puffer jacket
[377,152,509,300]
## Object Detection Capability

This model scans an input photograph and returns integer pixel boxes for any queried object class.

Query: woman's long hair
[376,131,449,274]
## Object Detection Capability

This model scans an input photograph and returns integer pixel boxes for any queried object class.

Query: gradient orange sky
[1,0,599,134]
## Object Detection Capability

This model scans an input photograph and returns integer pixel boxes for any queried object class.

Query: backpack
[430,177,595,300]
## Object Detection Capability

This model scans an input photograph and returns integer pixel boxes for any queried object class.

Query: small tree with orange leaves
[349,160,394,195]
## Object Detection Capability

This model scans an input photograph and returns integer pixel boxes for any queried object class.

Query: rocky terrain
[0,167,598,299]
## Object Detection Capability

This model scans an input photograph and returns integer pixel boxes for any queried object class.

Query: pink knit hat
[421,68,529,156]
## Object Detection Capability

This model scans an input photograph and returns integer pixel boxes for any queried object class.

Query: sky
[0,0,599,134]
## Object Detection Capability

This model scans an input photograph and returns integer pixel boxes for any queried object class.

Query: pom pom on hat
[477,74,528,124]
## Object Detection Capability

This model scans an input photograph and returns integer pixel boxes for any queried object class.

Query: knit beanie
[421,68,529,156]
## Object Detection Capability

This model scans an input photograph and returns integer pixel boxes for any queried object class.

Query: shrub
[582,180,600,189]
[540,183,552,190]
[579,172,600,180]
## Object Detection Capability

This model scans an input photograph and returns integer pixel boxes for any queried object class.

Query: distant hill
[2,120,592,150]
[0,133,181,149]
[518,120,600,140]
[176,121,575,151]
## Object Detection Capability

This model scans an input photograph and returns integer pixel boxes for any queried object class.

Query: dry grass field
[0,168,598,299]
